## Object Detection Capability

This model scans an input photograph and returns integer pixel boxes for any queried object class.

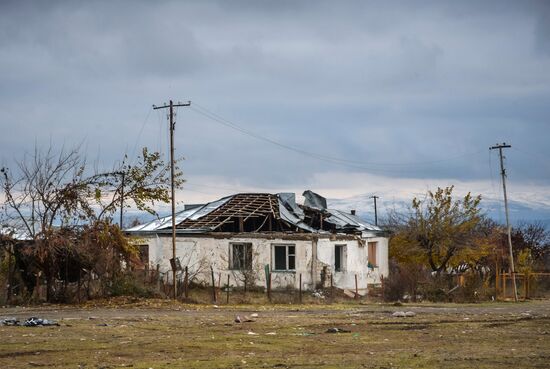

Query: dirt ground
[1,299,549,369]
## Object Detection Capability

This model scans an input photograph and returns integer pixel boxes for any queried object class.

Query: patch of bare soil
[0,299,548,368]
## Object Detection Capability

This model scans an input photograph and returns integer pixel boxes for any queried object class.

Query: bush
[383,260,427,302]
[105,273,157,298]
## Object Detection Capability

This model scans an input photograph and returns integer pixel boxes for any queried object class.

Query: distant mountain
[327,193,550,227]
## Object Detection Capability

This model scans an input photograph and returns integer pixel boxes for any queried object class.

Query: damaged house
[126,191,388,294]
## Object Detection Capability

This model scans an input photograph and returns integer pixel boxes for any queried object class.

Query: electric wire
[190,102,485,169]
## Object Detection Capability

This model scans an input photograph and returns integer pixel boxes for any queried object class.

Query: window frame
[334,244,346,272]
[368,241,378,267]
[271,244,296,272]
[229,242,253,270]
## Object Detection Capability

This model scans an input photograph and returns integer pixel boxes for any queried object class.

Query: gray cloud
[0,0,549,207]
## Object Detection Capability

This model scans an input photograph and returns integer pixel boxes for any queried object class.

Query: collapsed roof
[126,191,382,236]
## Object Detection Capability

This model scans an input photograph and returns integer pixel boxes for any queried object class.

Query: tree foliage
[0,145,182,302]
[390,186,491,274]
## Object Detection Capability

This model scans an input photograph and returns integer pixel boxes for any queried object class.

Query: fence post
[210,266,217,303]
[523,272,529,300]
[184,266,189,299]
[217,272,222,302]
[330,273,334,301]
[502,273,506,299]
[156,264,160,293]
[226,274,230,304]
[381,275,385,301]
[268,273,272,303]
[526,272,530,299]
[355,274,359,300]
[299,273,302,304]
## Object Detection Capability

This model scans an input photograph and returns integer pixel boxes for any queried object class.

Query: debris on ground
[392,311,416,317]
[326,327,351,333]
[343,290,356,299]
[311,290,326,299]
[0,317,19,326]
[1,317,59,327]
[235,315,254,323]
[24,317,60,327]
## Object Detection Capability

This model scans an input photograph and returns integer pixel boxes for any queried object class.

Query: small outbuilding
[126,190,388,294]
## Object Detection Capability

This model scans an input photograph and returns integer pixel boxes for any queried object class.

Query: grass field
[1,298,549,368]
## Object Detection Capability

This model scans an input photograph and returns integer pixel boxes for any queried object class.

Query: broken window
[368,242,378,267]
[230,243,252,270]
[273,244,295,271]
[335,244,346,272]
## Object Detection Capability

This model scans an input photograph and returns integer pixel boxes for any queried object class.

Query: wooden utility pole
[153,100,191,299]
[490,143,518,302]
[120,171,125,228]
[370,195,379,226]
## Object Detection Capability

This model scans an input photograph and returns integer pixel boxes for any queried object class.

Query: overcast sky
[1,0,549,220]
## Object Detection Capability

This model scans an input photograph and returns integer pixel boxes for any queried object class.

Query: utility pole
[120,171,125,229]
[490,143,518,302]
[370,195,379,226]
[153,100,191,299]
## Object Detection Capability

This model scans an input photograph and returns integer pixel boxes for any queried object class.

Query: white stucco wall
[139,233,388,291]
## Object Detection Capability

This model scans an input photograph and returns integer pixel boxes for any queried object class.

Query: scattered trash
[392,311,416,318]
[24,317,59,327]
[247,331,258,335]
[235,315,254,323]
[312,290,326,299]
[250,313,259,318]
[265,332,277,335]
[1,317,59,327]
[326,327,351,333]
[0,317,19,326]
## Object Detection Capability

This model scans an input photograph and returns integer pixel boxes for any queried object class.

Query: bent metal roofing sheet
[126,191,381,235]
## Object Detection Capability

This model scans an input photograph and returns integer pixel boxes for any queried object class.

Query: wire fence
[497,272,550,300]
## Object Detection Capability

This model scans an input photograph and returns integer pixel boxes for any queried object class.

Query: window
[368,242,378,267]
[335,245,346,272]
[230,243,252,270]
[272,244,295,271]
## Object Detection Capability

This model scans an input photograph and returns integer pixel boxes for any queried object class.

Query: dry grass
[1,298,549,368]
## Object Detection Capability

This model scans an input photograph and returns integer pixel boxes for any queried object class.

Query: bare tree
[0,144,184,302]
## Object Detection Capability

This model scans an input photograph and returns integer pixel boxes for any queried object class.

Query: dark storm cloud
[0,0,549,195]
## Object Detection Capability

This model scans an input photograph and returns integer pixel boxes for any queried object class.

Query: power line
[190,102,485,170]
[130,106,153,166]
